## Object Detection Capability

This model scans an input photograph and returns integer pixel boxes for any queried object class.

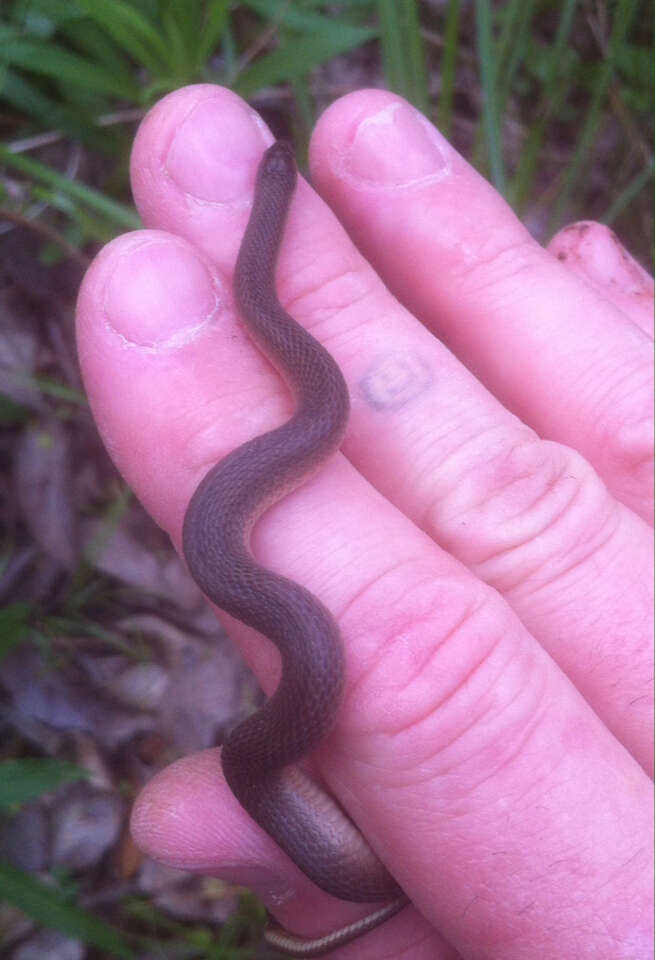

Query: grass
[0,1,652,957]
[1,0,652,255]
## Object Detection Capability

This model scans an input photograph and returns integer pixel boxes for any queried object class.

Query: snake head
[257,140,297,192]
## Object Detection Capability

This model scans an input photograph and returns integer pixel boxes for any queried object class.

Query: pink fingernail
[344,101,450,188]
[102,236,220,349]
[166,96,269,202]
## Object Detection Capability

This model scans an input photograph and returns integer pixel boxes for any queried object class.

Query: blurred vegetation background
[0,1,652,958]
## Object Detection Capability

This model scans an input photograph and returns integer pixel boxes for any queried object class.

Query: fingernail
[344,101,449,187]
[166,96,269,201]
[102,236,220,349]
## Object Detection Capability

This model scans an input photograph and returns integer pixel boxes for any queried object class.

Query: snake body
[182,142,403,952]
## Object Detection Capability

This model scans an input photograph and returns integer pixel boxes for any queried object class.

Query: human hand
[76,87,654,959]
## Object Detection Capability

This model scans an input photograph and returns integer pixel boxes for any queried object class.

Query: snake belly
[182,141,399,903]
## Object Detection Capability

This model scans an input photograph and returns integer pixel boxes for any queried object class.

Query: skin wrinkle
[477,466,616,588]
[464,437,582,520]
[449,235,545,302]
[426,668,545,795]
[277,198,380,321]
[431,431,619,592]
[422,429,535,533]
[281,236,377,316]
[400,598,505,739]
[336,556,437,689]
[453,660,551,797]
[345,576,531,784]
[510,503,620,599]
[429,394,504,453]
[285,294,386,388]
[582,340,652,433]
[350,603,493,754]
[421,422,535,517]
[289,275,380,338]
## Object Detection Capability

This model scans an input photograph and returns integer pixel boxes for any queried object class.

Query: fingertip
[75,228,230,529]
[130,749,277,875]
[130,750,437,957]
[80,230,221,350]
[130,84,271,236]
[548,221,654,335]
[310,89,452,197]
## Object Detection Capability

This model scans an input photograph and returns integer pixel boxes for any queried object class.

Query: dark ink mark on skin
[360,352,433,410]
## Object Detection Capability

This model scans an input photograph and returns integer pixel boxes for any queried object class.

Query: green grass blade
[73,0,171,75]
[0,70,116,152]
[4,2,82,34]
[162,0,201,47]
[60,18,135,83]
[161,7,190,77]
[3,370,89,407]
[494,0,536,116]
[0,603,30,660]
[378,0,404,96]
[161,0,206,74]
[0,759,88,810]
[511,0,578,212]
[235,26,377,98]
[377,0,429,113]
[291,74,315,150]
[0,145,140,231]
[242,0,377,48]
[0,862,133,959]
[406,0,429,114]
[32,187,127,245]
[196,0,231,68]
[0,39,139,100]
[548,0,641,233]
[220,15,238,86]
[602,158,654,226]
[438,0,461,136]
[475,0,506,194]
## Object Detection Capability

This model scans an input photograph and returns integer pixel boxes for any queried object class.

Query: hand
[76,86,654,959]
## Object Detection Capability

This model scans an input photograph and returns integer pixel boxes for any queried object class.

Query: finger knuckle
[429,430,619,593]
[341,562,544,787]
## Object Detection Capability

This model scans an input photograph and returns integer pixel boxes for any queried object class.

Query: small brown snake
[182,141,407,956]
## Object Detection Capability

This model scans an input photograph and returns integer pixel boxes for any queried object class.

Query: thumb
[130,748,443,958]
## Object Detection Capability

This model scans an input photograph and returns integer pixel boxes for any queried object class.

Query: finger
[309,89,654,523]
[131,750,447,960]
[78,95,653,958]
[548,221,654,337]
[123,85,651,772]
[76,227,445,955]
